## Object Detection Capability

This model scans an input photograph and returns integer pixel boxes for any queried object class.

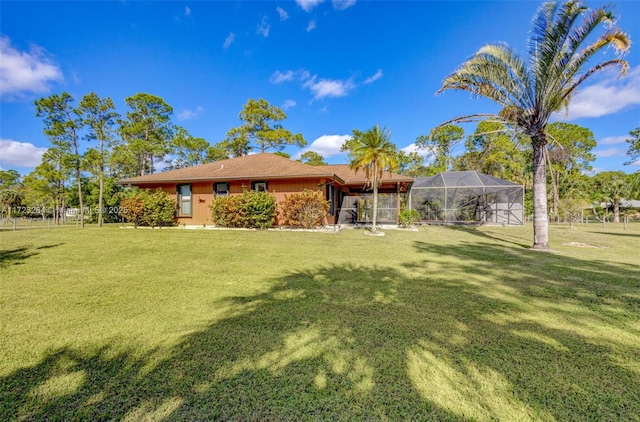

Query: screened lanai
[409,171,524,225]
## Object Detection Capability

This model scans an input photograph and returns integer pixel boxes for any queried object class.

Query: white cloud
[223,32,235,49]
[332,0,356,10]
[304,76,355,100]
[276,6,289,21]
[282,99,296,110]
[270,70,296,84]
[177,106,204,121]
[306,20,317,32]
[402,143,433,158]
[271,68,356,101]
[363,69,383,85]
[184,6,191,17]
[299,134,352,158]
[299,69,311,81]
[0,139,47,168]
[257,15,270,37]
[599,135,628,145]
[0,36,63,100]
[558,66,640,120]
[595,147,625,158]
[296,0,324,12]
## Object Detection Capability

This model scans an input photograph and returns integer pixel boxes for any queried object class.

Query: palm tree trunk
[532,134,550,250]
[614,199,620,223]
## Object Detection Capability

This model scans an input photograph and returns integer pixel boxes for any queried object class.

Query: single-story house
[119,153,413,226]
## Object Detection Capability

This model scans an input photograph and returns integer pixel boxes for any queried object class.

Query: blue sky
[1,0,639,175]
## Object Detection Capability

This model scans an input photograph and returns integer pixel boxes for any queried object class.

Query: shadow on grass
[0,247,36,268]
[2,247,639,420]
[35,243,65,250]
[587,231,640,238]
[442,225,531,249]
[0,244,64,268]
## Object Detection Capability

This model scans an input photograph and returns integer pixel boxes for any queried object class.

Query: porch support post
[397,182,401,224]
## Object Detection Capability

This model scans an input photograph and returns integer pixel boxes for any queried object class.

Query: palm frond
[528,0,559,59]
[438,0,629,142]
[530,2,584,108]
[439,43,532,110]
[348,125,398,188]
[564,29,630,80]
[564,6,614,57]
[529,2,630,123]
[430,114,505,134]
[562,58,629,105]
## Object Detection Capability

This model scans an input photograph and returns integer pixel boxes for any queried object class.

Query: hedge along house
[408,171,524,225]
[119,153,413,227]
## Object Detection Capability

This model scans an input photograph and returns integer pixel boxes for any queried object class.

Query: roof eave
[118,173,343,185]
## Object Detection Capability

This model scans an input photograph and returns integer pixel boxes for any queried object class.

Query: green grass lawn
[1,223,639,421]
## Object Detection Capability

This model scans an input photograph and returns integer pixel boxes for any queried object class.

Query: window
[251,181,268,192]
[177,184,192,216]
[326,184,335,215]
[214,182,229,196]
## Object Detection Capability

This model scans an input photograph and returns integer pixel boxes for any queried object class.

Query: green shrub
[143,189,177,227]
[244,190,277,229]
[119,193,145,227]
[398,208,421,228]
[211,195,246,228]
[210,189,277,229]
[281,189,329,228]
[119,189,176,227]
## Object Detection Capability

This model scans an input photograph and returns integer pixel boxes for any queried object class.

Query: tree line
[0,95,307,226]
[0,98,638,229]
[399,122,640,224]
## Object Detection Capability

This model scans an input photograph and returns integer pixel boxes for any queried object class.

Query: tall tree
[0,170,22,220]
[298,151,327,166]
[556,172,591,224]
[35,93,85,226]
[436,0,630,249]
[396,150,428,177]
[459,121,528,183]
[216,135,250,158]
[343,125,398,234]
[224,98,306,154]
[627,172,640,200]
[23,148,70,224]
[77,92,120,227]
[546,122,596,220]
[415,124,464,173]
[206,143,231,162]
[592,171,628,223]
[625,127,640,166]
[167,127,211,169]
[118,93,174,177]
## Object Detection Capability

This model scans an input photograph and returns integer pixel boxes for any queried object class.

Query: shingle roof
[120,153,341,184]
[319,164,414,185]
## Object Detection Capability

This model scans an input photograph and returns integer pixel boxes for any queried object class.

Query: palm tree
[437,0,630,249]
[593,171,628,223]
[348,125,398,233]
